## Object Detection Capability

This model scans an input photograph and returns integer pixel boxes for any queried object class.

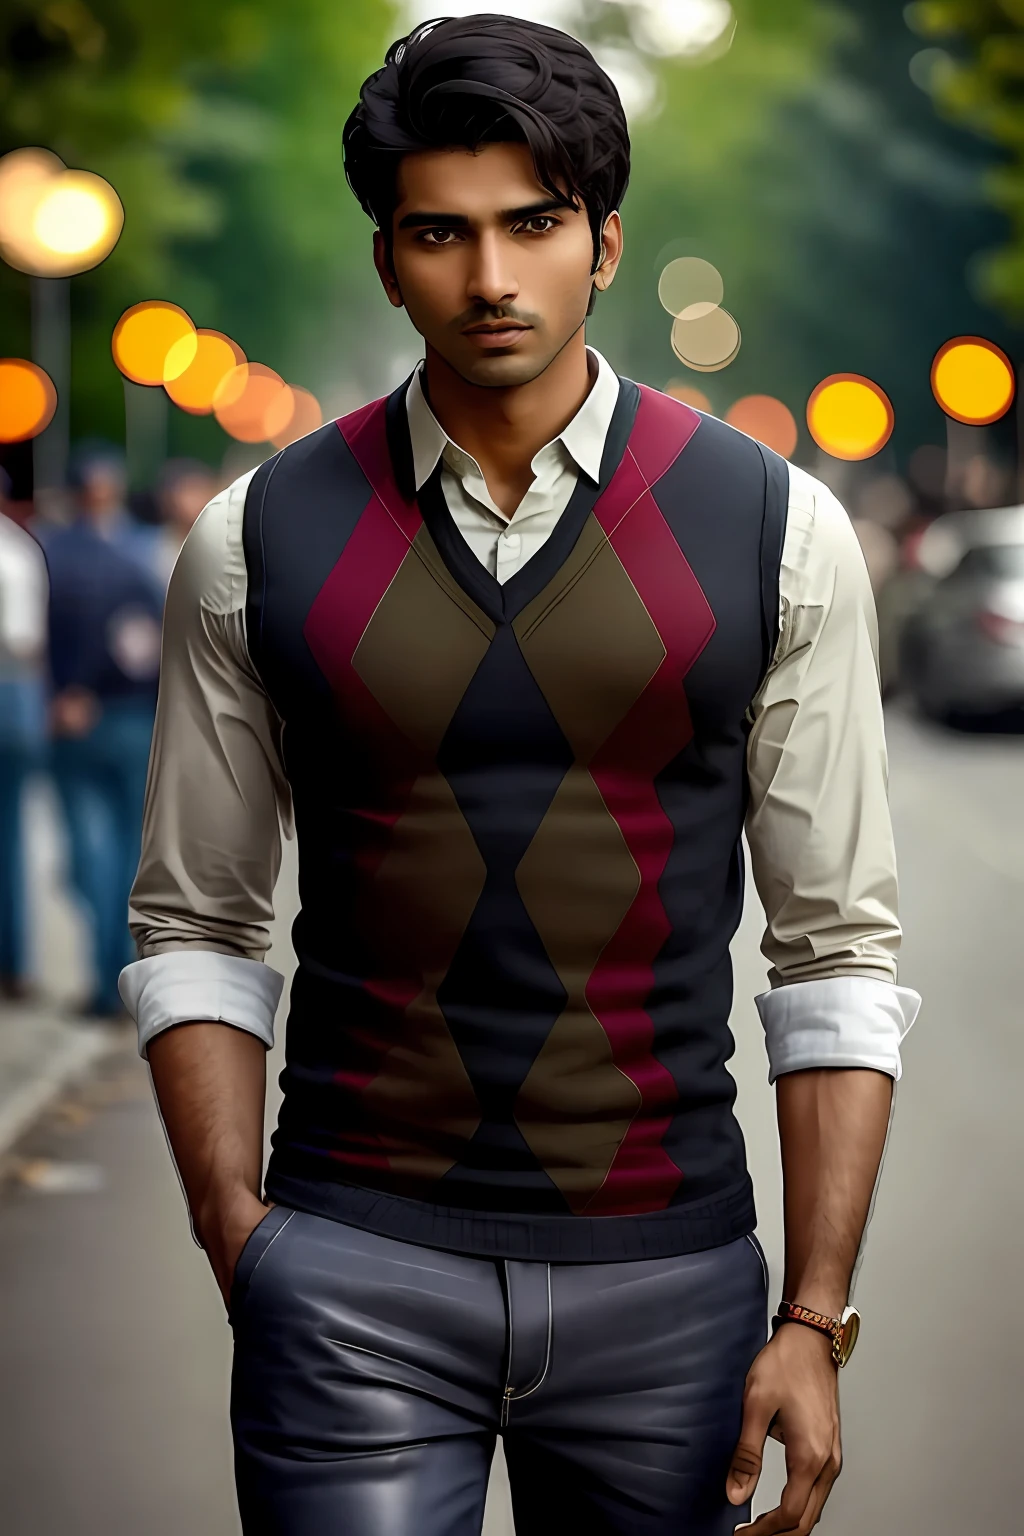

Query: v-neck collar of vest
[384,373,642,627]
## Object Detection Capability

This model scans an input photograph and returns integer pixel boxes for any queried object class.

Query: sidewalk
[0,780,121,1159]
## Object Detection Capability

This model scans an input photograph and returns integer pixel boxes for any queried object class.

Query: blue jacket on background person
[35,445,163,1019]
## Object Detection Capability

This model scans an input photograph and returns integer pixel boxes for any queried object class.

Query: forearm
[777,1066,892,1316]
[147,1022,267,1245]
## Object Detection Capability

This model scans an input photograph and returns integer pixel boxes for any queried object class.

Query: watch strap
[772,1301,849,1366]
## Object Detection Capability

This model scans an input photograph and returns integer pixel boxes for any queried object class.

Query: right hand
[197,1187,275,1309]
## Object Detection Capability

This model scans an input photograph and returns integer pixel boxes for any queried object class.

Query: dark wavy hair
[343,14,630,270]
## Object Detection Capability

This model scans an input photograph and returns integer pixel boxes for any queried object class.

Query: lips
[463,323,531,349]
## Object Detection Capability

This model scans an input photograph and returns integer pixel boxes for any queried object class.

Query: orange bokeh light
[270,386,323,448]
[214,363,295,443]
[665,381,712,412]
[725,395,798,459]
[930,336,1015,426]
[165,330,246,415]
[806,374,894,461]
[112,301,197,386]
[0,358,57,443]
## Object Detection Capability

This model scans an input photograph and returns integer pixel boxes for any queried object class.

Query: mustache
[451,303,540,330]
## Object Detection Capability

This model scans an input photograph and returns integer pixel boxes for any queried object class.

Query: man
[37,443,162,1017]
[153,457,219,589]
[0,472,47,999]
[120,17,920,1535]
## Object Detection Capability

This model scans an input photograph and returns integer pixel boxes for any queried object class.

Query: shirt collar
[405,347,619,493]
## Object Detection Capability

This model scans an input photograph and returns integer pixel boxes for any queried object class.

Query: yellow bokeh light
[0,358,57,443]
[0,150,122,277]
[165,330,246,415]
[931,336,1014,426]
[112,302,197,387]
[270,386,323,448]
[806,374,893,461]
[725,395,798,459]
[214,363,294,443]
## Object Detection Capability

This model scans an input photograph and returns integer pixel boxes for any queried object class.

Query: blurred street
[0,701,1020,1535]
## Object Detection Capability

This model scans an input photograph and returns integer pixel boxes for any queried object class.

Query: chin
[454,352,552,390]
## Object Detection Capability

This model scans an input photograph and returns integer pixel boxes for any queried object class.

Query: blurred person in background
[122,16,919,1536]
[154,458,218,589]
[35,445,164,1020]
[0,470,47,1001]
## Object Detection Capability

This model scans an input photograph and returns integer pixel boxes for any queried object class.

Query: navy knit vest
[244,377,788,1261]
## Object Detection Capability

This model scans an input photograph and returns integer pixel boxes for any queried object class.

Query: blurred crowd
[0,451,217,1016]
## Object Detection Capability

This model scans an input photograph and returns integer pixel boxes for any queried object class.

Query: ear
[592,211,623,292]
[373,230,405,309]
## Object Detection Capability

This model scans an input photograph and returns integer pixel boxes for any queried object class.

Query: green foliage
[907,0,1024,318]
[0,0,401,456]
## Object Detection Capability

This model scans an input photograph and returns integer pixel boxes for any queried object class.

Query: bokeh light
[806,374,894,461]
[930,336,1015,426]
[658,257,724,320]
[665,380,712,411]
[270,386,323,448]
[112,302,197,387]
[214,363,295,443]
[0,358,58,443]
[0,149,122,277]
[725,395,798,458]
[671,307,740,371]
[631,0,736,60]
[165,330,246,415]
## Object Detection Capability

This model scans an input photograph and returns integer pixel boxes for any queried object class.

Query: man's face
[78,464,125,517]
[162,472,215,536]
[377,141,619,388]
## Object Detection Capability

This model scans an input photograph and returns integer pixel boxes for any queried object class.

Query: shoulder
[783,464,867,596]
[172,467,259,618]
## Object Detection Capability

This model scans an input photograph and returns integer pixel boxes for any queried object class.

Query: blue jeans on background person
[51,697,155,1016]
[0,677,46,989]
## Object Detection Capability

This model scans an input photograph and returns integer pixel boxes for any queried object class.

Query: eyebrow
[397,197,573,231]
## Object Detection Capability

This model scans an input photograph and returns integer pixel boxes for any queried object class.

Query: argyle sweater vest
[246,376,788,1261]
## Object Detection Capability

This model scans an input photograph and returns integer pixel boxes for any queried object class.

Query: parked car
[898,504,1024,720]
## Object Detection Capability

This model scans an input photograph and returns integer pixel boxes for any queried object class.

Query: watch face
[839,1305,861,1365]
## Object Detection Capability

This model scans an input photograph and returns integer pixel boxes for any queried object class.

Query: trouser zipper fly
[500,1386,513,1428]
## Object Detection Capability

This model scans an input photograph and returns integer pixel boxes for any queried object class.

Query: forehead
[394,141,562,218]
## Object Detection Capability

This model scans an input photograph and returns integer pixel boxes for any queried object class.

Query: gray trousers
[230,1207,768,1535]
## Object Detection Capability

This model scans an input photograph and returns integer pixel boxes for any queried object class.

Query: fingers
[738,1434,842,1536]
[727,1382,777,1506]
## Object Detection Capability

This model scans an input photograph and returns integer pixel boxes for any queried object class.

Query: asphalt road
[0,703,1021,1535]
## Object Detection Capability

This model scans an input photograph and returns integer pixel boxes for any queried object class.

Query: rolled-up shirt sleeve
[118,470,292,1057]
[746,464,920,1082]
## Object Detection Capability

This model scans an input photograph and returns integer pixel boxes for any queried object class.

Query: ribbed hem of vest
[262,1167,757,1263]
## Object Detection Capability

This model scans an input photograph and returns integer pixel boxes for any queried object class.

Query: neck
[422,329,593,518]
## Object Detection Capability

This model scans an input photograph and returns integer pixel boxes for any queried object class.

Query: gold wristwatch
[772,1302,861,1368]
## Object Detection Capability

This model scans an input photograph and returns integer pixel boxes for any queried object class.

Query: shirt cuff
[754,976,920,1084]
[118,951,285,1058]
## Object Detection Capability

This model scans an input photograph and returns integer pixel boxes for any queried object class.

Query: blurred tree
[905,1,1024,321]
[0,0,401,458]
[589,0,1020,468]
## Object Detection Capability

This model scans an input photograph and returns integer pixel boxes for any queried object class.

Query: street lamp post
[30,275,70,514]
[0,148,123,514]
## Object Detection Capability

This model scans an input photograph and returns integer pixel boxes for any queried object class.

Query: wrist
[194,1179,264,1251]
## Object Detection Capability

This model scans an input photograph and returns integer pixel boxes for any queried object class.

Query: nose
[467,229,518,310]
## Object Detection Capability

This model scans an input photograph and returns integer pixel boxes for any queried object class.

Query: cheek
[393,253,463,324]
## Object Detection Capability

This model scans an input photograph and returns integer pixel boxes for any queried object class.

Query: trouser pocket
[229,1205,294,1324]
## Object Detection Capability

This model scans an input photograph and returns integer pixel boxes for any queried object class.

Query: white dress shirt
[119,352,919,1079]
